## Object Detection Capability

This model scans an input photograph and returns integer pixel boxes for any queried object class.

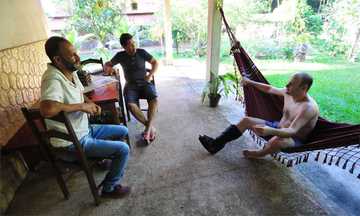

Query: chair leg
[126,135,131,149]
[42,145,70,199]
[126,104,131,122]
[119,107,127,127]
[78,155,101,205]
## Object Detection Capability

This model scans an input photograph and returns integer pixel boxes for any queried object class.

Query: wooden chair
[80,58,104,74]
[21,108,105,205]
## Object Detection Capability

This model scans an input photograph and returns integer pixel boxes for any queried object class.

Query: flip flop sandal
[142,131,151,145]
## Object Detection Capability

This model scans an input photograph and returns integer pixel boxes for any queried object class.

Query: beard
[60,56,79,72]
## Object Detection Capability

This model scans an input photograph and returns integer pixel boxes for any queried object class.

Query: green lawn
[251,59,360,124]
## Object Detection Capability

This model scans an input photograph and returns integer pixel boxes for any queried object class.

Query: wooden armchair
[21,108,106,205]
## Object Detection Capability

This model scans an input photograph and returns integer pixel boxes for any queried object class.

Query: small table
[85,79,126,126]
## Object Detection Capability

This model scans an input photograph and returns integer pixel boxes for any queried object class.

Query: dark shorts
[265,121,303,147]
[124,82,157,104]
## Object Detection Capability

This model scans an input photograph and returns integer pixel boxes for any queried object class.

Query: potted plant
[202,71,238,107]
[131,0,138,10]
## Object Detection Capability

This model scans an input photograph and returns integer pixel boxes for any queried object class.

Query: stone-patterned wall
[0,40,48,213]
[0,40,48,147]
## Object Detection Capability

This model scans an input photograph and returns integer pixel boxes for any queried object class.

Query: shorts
[124,82,157,104]
[265,121,303,147]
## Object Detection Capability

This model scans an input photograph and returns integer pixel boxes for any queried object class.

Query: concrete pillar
[163,0,173,64]
[206,0,223,81]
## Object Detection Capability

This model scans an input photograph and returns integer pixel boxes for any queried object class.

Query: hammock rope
[219,7,360,178]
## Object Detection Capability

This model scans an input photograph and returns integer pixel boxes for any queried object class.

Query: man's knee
[128,102,139,110]
[268,136,288,148]
[115,142,130,157]
[148,97,158,104]
[237,116,250,127]
[118,125,128,136]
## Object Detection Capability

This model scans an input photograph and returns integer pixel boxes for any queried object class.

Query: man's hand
[252,125,272,136]
[104,62,115,76]
[241,76,251,86]
[81,102,101,115]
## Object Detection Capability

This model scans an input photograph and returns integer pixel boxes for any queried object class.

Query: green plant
[201,71,239,103]
[63,29,98,50]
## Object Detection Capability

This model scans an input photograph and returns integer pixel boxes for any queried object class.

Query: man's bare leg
[128,103,147,125]
[236,116,266,132]
[243,137,294,158]
[146,99,158,139]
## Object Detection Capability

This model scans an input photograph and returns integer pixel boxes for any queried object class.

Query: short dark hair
[119,33,133,47]
[44,36,68,62]
[295,72,313,90]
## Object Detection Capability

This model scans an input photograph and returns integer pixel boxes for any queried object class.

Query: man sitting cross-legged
[105,33,158,144]
[199,72,320,158]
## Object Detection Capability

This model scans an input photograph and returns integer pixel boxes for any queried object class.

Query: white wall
[0,0,49,50]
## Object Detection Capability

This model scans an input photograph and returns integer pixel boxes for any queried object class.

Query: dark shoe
[198,135,225,155]
[101,185,131,198]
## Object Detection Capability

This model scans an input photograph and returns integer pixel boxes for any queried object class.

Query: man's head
[120,33,136,55]
[286,72,313,96]
[45,36,80,72]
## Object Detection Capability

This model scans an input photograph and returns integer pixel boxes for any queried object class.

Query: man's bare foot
[149,126,156,141]
[142,129,151,144]
[243,150,262,159]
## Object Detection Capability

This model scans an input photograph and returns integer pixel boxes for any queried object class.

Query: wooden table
[85,79,127,126]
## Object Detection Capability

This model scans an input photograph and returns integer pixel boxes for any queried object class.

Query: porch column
[163,0,173,64]
[206,0,223,81]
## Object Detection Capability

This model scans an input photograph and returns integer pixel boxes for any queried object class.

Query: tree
[169,0,208,56]
[321,0,360,60]
[69,0,128,46]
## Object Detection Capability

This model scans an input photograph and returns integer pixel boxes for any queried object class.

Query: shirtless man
[198,72,319,158]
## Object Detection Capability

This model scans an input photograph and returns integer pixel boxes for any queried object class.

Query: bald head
[293,72,313,91]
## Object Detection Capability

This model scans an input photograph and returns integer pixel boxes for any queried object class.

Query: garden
[51,0,359,123]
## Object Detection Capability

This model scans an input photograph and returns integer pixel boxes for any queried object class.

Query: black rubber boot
[198,125,242,155]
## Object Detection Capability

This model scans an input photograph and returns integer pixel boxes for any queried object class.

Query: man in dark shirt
[105,33,158,143]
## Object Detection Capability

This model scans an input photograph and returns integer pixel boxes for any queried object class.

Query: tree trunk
[348,28,360,62]
[318,0,322,13]
[269,0,272,12]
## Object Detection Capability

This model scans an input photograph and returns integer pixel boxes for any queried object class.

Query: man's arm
[145,58,158,81]
[253,104,316,138]
[40,95,101,118]
[242,77,285,96]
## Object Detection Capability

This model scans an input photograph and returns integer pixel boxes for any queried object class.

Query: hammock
[219,8,360,177]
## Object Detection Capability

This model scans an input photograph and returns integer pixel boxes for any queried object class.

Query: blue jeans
[68,124,130,192]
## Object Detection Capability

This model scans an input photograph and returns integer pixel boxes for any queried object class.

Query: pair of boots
[198,125,242,154]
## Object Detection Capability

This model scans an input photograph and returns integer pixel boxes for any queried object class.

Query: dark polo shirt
[110,48,153,85]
